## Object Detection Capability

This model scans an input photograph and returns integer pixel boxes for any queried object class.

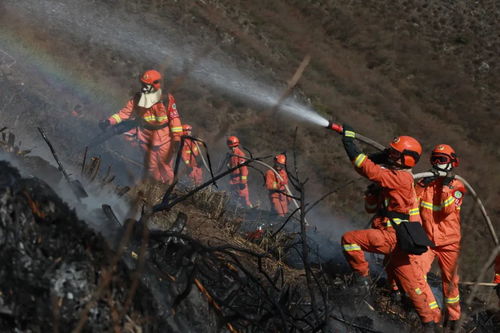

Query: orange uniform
[341,153,439,323]
[181,137,203,185]
[228,147,252,208]
[265,169,289,216]
[108,93,183,183]
[416,177,465,320]
[494,255,500,284]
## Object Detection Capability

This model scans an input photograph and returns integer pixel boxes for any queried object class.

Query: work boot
[422,321,437,333]
[444,319,460,332]
[389,289,402,303]
[352,273,371,294]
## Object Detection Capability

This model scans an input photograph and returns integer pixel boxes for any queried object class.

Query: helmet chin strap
[433,163,452,172]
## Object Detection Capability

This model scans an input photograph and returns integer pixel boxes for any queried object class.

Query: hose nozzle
[326,121,343,134]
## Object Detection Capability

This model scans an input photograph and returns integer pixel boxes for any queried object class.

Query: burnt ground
[1,0,500,331]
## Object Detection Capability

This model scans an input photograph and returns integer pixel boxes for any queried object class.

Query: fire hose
[326,121,499,246]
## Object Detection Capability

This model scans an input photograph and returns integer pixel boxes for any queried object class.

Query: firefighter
[494,255,500,305]
[339,126,439,329]
[265,154,289,217]
[99,70,183,183]
[227,136,252,208]
[416,144,465,328]
[181,124,203,185]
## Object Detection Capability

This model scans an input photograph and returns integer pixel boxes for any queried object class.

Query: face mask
[433,163,452,172]
[138,88,162,108]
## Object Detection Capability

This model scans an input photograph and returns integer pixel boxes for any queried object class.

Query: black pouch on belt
[387,211,435,255]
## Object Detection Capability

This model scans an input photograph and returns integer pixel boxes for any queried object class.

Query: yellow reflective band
[273,182,278,189]
[241,176,247,180]
[171,126,183,132]
[415,288,422,295]
[424,275,427,281]
[185,160,190,164]
[343,244,361,251]
[143,115,168,122]
[111,114,122,124]
[496,273,500,276]
[391,218,408,225]
[354,154,367,168]
[429,301,439,309]
[386,221,393,227]
[345,130,356,138]
[186,150,192,154]
[446,295,460,304]
[409,208,419,216]
[442,196,454,208]
[420,200,441,211]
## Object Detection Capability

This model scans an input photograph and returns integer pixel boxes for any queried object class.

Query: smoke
[2,0,329,129]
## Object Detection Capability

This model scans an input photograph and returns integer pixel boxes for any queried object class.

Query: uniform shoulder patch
[453,190,463,199]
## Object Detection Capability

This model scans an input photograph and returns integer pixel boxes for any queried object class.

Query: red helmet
[274,154,286,165]
[388,136,422,168]
[182,124,192,132]
[140,70,162,90]
[227,136,239,147]
[431,144,459,168]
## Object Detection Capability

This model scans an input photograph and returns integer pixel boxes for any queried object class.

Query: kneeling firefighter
[99,70,183,183]
[339,125,439,329]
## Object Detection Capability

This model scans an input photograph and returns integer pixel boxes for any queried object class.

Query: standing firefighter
[227,136,252,208]
[265,154,289,217]
[416,144,466,328]
[99,70,183,183]
[181,124,203,185]
[339,126,439,330]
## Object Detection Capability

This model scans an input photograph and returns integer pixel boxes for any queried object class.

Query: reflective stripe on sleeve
[445,295,460,304]
[409,208,419,216]
[344,130,356,138]
[354,154,367,168]
[241,176,247,180]
[442,196,455,208]
[111,114,122,124]
[429,301,439,309]
[171,126,183,133]
[343,244,361,251]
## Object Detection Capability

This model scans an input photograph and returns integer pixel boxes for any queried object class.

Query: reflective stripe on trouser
[140,140,174,184]
[341,228,397,277]
[342,228,439,323]
[419,244,461,320]
[388,250,441,323]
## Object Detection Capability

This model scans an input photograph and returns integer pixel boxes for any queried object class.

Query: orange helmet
[431,144,459,168]
[182,124,192,133]
[227,136,239,147]
[274,154,286,165]
[140,70,162,91]
[388,136,422,168]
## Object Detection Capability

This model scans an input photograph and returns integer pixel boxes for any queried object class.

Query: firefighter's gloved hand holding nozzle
[341,124,362,161]
[99,119,110,132]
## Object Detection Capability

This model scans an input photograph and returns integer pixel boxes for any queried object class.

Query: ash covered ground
[1,0,500,332]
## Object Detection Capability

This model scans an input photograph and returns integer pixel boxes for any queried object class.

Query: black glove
[341,124,361,161]
[365,183,381,196]
[239,183,247,190]
[99,119,110,131]
[369,149,390,165]
[171,139,181,154]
